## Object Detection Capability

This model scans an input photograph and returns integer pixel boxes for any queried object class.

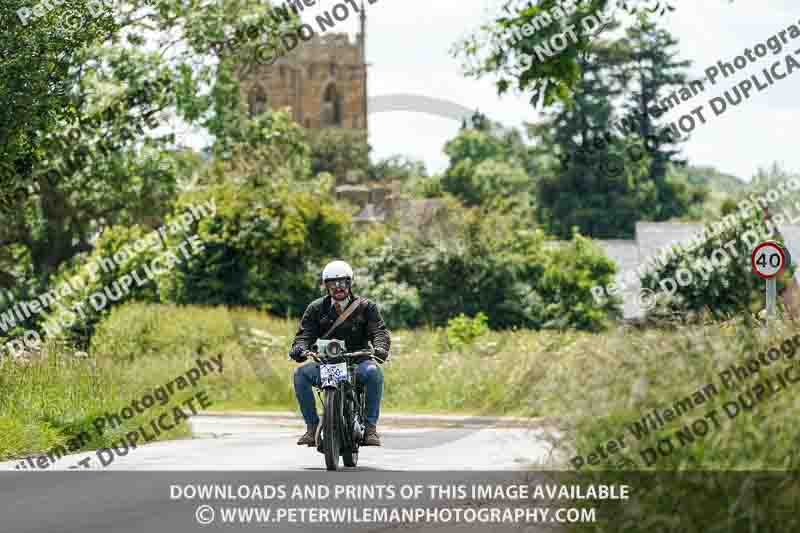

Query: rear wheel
[342,391,359,467]
[323,389,341,471]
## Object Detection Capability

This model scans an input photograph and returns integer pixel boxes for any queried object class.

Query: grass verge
[3,301,799,478]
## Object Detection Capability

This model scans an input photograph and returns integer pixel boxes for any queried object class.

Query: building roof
[635,222,705,266]
[595,239,643,319]
[353,204,387,223]
[335,185,371,192]
[778,226,800,264]
[393,199,445,226]
[351,198,446,226]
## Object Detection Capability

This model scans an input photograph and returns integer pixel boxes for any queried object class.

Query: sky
[285,0,800,181]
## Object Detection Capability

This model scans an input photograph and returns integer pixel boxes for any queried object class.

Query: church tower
[239,5,369,133]
[359,1,368,134]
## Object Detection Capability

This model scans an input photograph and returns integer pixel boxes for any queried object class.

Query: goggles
[324,278,350,289]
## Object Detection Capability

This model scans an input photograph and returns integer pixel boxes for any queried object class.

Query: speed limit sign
[751,241,786,279]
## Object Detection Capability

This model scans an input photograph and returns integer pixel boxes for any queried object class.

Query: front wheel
[323,389,341,471]
[342,391,359,467]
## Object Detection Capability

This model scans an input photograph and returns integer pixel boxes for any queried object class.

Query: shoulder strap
[320,298,363,340]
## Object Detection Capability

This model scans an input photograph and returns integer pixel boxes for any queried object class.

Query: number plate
[320,363,348,385]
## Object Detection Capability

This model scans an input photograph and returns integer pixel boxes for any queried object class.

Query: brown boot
[362,424,381,446]
[297,424,318,446]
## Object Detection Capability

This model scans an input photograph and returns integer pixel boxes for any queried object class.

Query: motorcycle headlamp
[316,339,346,357]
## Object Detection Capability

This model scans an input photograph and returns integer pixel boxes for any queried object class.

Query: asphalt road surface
[0,414,567,533]
[1,412,562,471]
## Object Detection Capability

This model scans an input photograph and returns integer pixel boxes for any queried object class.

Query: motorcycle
[308,340,373,471]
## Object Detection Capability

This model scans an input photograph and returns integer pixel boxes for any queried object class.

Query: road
[0,414,567,533]
[1,412,563,471]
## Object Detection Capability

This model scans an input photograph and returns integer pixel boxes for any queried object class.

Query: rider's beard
[329,287,348,301]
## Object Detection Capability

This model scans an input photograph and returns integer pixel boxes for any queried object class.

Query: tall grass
[4,301,799,476]
[0,331,206,462]
[5,303,797,532]
[90,303,527,415]
[553,320,800,532]
[548,319,800,470]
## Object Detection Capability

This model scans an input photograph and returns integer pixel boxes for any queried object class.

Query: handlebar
[307,350,373,363]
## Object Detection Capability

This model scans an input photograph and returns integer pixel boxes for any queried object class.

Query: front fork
[350,387,365,444]
[344,367,365,445]
[314,387,329,450]
[315,367,363,450]
[314,385,348,451]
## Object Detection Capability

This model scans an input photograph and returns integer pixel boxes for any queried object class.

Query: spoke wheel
[323,389,341,471]
[342,390,359,468]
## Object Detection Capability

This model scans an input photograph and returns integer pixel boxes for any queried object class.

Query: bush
[43,224,164,346]
[446,312,489,349]
[356,277,422,330]
[558,318,800,533]
[93,303,299,411]
[538,234,622,330]
[91,302,237,363]
[159,182,350,317]
[347,225,423,329]
[640,209,792,319]
[359,207,618,331]
[0,283,42,342]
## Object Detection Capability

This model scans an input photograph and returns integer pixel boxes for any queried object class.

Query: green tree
[0,0,310,292]
[1,44,183,285]
[160,182,351,317]
[532,42,654,238]
[41,224,166,345]
[197,0,319,184]
[204,106,313,188]
[442,116,536,207]
[360,205,618,330]
[741,163,800,212]
[452,0,711,107]
[615,16,699,219]
[368,155,428,183]
[306,129,369,182]
[0,0,117,211]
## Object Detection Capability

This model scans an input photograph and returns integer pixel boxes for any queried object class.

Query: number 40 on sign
[752,240,786,279]
[752,240,788,319]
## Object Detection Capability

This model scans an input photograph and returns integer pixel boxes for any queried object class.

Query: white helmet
[321,260,354,283]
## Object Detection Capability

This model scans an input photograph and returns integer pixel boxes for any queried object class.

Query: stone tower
[239,18,368,131]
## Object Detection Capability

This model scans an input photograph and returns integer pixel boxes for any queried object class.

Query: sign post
[766,278,777,317]
[752,240,787,327]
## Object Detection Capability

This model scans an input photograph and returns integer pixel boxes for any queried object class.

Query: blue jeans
[293,360,384,426]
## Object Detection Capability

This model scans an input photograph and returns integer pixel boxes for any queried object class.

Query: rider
[288,260,391,447]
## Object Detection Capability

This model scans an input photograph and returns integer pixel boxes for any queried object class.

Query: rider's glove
[289,345,308,363]
[373,347,389,364]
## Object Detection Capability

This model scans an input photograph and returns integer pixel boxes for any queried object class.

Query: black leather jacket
[290,294,391,363]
